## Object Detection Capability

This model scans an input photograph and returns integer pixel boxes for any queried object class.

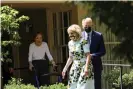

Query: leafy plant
[104,66,120,88]
[0,5,29,61]
[105,67,120,82]
[48,83,67,89]
[4,78,36,89]
[4,78,67,89]
[117,70,133,89]
[105,67,133,89]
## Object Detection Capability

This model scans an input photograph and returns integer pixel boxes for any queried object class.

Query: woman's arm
[45,43,57,67]
[45,43,53,61]
[84,53,91,73]
[62,57,73,73]
[82,39,91,76]
[28,44,34,71]
[62,41,73,78]
[28,44,33,62]
[62,57,73,79]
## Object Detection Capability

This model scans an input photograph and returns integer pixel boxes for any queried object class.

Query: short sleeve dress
[68,38,94,89]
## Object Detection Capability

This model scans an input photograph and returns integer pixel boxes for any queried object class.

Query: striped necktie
[87,33,90,43]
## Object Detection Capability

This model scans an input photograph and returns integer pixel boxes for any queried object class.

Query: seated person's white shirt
[28,42,53,62]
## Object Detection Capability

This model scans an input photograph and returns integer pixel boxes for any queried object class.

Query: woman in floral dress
[62,24,94,89]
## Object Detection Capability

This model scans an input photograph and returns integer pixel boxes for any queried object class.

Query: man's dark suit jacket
[82,30,106,70]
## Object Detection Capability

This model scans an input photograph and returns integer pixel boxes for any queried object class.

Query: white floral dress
[68,38,94,89]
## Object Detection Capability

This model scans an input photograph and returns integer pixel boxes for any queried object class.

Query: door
[47,8,74,84]
[14,8,48,84]
[52,11,71,64]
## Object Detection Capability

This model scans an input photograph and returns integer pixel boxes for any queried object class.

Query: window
[52,11,71,63]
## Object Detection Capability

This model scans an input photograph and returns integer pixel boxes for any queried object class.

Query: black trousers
[94,68,102,89]
[32,60,49,87]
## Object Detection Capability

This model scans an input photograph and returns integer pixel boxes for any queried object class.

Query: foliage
[4,78,36,89]
[104,66,120,86]
[0,5,29,61]
[40,83,67,89]
[4,78,67,89]
[104,67,133,89]
[117,70,133,89]
[78,1,133,66]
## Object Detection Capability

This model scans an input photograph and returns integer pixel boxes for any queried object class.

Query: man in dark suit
[82,17,106,89]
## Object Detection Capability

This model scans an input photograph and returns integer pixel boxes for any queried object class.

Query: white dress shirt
[28,42,53,62]
[82,31,92,43]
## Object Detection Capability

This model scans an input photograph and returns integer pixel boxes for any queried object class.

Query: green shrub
[48,83,67,89]
[4,78,36,89]
[4,78,67,89]
[105,67,133,89]
[104,66,120,85]
[117,70,133,89]
[40,83,67,89]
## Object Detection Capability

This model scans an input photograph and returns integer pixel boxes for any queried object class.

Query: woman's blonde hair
[67,24,82,37]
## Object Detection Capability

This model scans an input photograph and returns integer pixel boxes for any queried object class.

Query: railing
[5,63,132,89]
[102,63,131,89]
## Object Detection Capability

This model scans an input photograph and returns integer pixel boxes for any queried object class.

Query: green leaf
[1,5,29,61]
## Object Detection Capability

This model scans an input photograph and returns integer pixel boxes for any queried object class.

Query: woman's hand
[83,67,89,77]
[9,68,14,73]
[51,60,57,66]
[29,62,34,71]
[51,60,57,71]
[62,71,66,79]
[83,52,90,77]
[52,62,57,67]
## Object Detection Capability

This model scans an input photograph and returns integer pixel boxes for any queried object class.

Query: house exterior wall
[2,0,66,3]
[1,2,79,84]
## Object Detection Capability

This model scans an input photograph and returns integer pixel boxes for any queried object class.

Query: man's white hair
[85,17,92,23]
[67,24,82,37]
[82,19,86,28]
[82,19,86,24]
